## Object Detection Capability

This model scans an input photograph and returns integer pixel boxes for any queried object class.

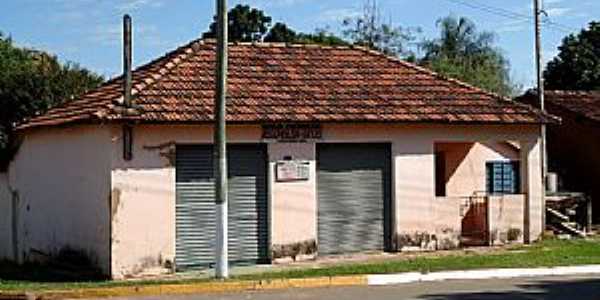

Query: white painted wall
[8,125,112,273]
[0,173,12,260]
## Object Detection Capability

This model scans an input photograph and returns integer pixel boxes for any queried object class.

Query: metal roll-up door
[175,144,269,270]
[317,143,391,255]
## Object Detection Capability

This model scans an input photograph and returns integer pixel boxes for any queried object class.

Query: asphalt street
[82,275,600,300]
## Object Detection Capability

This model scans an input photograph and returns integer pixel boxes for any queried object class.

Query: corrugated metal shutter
[317,144,391,255]
[175,144,269,270]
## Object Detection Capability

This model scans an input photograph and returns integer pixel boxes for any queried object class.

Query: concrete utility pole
[123,14,132,108]
[214,0,229,279]
[534,0,548,230]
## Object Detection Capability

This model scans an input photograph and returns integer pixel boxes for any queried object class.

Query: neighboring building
[518,90,600,222]
[0,40,550,279]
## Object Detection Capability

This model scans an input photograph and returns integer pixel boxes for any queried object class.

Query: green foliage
[295,29,349,46]
[202,4,272,42]
[0,32,103,170]
[264,22,297,43]
[264,23,348,46]
[342,0,419,58]
[420,16,516,96]
[545,21,600,90]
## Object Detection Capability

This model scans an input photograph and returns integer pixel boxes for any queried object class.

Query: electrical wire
[442,0,580,34]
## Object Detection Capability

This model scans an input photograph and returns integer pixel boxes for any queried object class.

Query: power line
[442,0,579,34]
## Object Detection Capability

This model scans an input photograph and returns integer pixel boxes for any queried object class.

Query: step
[559,222,587,238]
[546,207,570,222]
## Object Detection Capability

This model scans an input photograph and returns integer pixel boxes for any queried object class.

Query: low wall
[0,173,12,260]
[397,195,525,250]
[396,197,462,251]
[488,195,525,245]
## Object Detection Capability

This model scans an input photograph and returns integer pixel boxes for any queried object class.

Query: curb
[3,265,600,299]
[1,275,367,300]
[367,265,600,285]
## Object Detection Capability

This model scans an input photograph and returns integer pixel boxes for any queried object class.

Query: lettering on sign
[276,161,310,182]
[262,124,322,141]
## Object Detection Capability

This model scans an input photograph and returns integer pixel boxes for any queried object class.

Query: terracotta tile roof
[19,39,553,130]
[519,90,600,123]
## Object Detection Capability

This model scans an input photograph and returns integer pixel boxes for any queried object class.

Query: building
[0,40,551,279]
[518,90,600,222]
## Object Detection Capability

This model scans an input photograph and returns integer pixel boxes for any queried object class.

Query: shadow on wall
[0,247,106,282]
[418,278,600,300]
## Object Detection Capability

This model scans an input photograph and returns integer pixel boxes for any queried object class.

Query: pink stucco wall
[268,143,317,247]
[108,123,542,278]
[489,194,526,244]
[109,124,264,278]
[7,125,112,273]
[0,121,543,279]
[436,142,520,197]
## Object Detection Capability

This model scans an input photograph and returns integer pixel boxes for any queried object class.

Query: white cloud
[497,19,530,33]
[318,7,361,22]
[90,23,162,47]
[545,7,572,17]
[117,0,164,12]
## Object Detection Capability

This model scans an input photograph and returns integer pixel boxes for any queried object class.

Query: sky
[1,0,598,89]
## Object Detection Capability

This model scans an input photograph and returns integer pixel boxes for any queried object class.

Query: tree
[0,33,103,170]
[545,21,600,90]
[296,29,349,46]
[420,16,515,96]
[264,22,297,43]
[265,23,348,46]
[202,4,272,42]
[342,0,419,58]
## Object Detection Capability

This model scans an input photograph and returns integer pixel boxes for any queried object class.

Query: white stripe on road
[367,265,600,285]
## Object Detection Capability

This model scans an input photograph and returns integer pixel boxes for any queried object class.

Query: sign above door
[262,123,322,142]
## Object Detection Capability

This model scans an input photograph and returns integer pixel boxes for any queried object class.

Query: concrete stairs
[547,207,587,238]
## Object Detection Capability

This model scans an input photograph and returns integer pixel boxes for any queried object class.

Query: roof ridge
[204,38,354,50]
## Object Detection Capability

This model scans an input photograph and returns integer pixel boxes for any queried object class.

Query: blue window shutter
[486,161,521,194]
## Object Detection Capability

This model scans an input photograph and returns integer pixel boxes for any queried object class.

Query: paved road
[86,275,600,300]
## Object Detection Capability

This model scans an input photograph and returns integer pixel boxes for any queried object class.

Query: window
[486,161,520,194]
[435,152,446,197]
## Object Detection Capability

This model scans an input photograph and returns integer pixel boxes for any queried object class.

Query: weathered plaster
[436,142,519,197]
[6,125,112,273]
[109,124,263,279]
[269,143,317,248]
[489,194,525,245]
[109,123,542,277]
[320,124,542,249]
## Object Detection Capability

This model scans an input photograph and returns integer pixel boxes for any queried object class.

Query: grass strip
[1,239,600,293]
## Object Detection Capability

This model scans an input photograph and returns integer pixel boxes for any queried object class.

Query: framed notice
[276,160,310,182]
